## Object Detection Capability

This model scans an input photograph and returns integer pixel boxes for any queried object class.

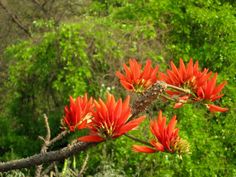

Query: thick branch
[0,141,95,172]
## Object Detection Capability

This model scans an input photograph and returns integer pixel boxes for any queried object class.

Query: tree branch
[0,141,96,172]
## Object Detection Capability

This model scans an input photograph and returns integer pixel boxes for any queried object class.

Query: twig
[78,152,89,176]
[31,0,47,14]
[35,115,68,176]
[124,134,151,147]
[41,162,55,176]
[54,163,59,176]
[35,114,51,177]
[48,130,68,147]
[32,0,41,7]
[160,94,176,102]
[160,93,188,103]
[166,84,191,94]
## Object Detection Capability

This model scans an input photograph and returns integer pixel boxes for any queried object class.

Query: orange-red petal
[117,116,145,136]
[174,102,184,109]
[206,104,229,113]
[150,140,165,152]
[132,145,156,153]
[167,115,177,134]
[78,135,104,142]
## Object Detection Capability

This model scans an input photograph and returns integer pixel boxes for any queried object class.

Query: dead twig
[35,114,51,177]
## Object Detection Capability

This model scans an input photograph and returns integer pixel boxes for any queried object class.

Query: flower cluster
[61,57,228,157]
[63,94,188,155]
[116,58,228,113]
[159,58,228,112]
[63,93,145,142]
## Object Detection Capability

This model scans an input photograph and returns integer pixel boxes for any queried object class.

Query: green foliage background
[0,0,235,176]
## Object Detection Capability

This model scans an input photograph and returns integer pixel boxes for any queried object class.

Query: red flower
[160,58,211,90]
[78,93,145,142]
[133,111,189,154]
[63,94,94,132]
[116,59,159,92]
